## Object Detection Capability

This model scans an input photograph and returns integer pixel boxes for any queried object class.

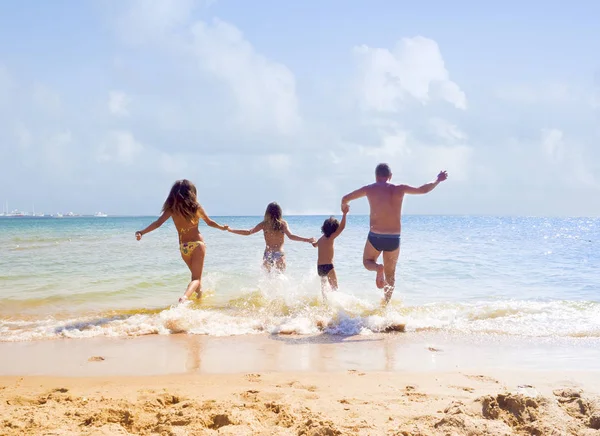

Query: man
[341,163,448,304]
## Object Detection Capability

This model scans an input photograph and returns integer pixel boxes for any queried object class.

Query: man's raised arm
[341,186,367,207]
[399,171,448,195]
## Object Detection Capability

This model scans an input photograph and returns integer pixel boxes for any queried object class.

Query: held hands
[437,171,448,182]
[310,237,318,247]
[221,225,229,231]
[341,203,350,214]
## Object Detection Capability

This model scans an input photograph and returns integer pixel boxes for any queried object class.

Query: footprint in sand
[347,370,366,376]
[88,356,105,362]
[449,385,475,393]
[464,374,500,384]
[286,381,318,392]
[245,374,261,383]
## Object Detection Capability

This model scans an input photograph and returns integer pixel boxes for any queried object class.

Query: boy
[316,204,349,298]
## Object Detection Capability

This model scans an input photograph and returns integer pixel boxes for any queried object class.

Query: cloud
[108,91,131,117]
[495,82,576,104]
[96,130,144,165]
[541,128,564,163]
[540,128,597,188]
[428,118,468,142]
[14,124,33,150]
[354,36,467,111]
[115,0,196,46]
[2,3,599,216]
[0,66,12,105]
[190,19,301,135]
[32,83,62,116]
[109,2,301,139]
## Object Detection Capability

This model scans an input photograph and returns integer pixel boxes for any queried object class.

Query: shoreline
[1,331,600,377]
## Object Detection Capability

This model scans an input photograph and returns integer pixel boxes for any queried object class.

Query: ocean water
[0,215,598,342]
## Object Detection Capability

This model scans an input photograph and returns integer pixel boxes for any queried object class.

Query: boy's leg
[382,247,400,304]
[363,239,384,288]
[327,268,338,290]
[320,276,328,300]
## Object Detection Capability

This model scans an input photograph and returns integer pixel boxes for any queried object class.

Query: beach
[2,334,600,435]
[1,216,599,434]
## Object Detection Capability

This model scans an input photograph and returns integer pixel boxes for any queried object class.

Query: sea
[0,215,598,342]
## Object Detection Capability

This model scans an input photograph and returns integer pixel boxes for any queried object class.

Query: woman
[135,179,229,303]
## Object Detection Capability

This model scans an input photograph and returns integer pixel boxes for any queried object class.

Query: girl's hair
[162,179,201,224]
[264,202,284,231]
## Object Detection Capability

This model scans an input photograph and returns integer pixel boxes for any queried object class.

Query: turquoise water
[0,216,598,341]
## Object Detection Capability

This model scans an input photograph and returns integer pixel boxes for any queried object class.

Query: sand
[1,371,600,435]
[1,334,600,435]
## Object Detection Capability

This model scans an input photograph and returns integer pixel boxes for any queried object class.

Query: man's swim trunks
[367,232,401,252]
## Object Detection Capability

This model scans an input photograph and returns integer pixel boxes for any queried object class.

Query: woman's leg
[180,243,206,302]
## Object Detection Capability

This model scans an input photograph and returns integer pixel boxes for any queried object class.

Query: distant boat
[54,213,63,218]
[94,212,108,217]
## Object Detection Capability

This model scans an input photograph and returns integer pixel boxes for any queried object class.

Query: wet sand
[1,333,600,434]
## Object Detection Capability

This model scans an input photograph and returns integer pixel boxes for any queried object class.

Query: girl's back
[263,223,285,251]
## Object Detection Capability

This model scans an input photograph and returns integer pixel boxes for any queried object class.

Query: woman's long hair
[162,179,201,224]
[264,202,284,231]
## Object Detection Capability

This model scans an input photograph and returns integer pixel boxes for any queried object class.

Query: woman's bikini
[178,225,204,258]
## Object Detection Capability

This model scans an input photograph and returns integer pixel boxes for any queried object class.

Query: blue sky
[1,0,598,216]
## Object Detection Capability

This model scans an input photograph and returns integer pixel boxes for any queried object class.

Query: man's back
[365,182,404,234]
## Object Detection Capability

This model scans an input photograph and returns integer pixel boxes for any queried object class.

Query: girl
[135,179,229,303]
[227,202,316,272]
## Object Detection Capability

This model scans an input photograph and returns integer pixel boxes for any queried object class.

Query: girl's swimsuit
[179,226,204,258]
[264,250,284,264]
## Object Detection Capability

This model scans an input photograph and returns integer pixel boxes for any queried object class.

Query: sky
[0,0,599,216]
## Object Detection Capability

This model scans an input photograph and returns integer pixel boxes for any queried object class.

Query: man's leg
[363,239,385,289]
[382,247,400,304]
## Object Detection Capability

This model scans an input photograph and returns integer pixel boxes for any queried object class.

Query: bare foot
[178,296,189,304]
[375,265,385,289]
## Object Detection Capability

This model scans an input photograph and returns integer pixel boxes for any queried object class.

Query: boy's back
[317,235,336,266]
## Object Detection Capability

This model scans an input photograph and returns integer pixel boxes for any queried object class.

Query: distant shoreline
[1,214,599,219]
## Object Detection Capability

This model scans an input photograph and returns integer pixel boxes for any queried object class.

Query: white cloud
[0,66,12,104]
[354,36,467,111]
[541,128,564,163]
[2,4,599,216]
[429,118,468,142]
[14,124,33,150]
[109,1,302,139]
[115,0,196,45]
[495,83,575,104]
[190,19,301,135]
[358,126,472,182]
[40,130,74,173]
[32,83,62,115]
[266,153,292,172]
[540,128,596,187]
[97,130,143,165]
[108,91,131,117]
